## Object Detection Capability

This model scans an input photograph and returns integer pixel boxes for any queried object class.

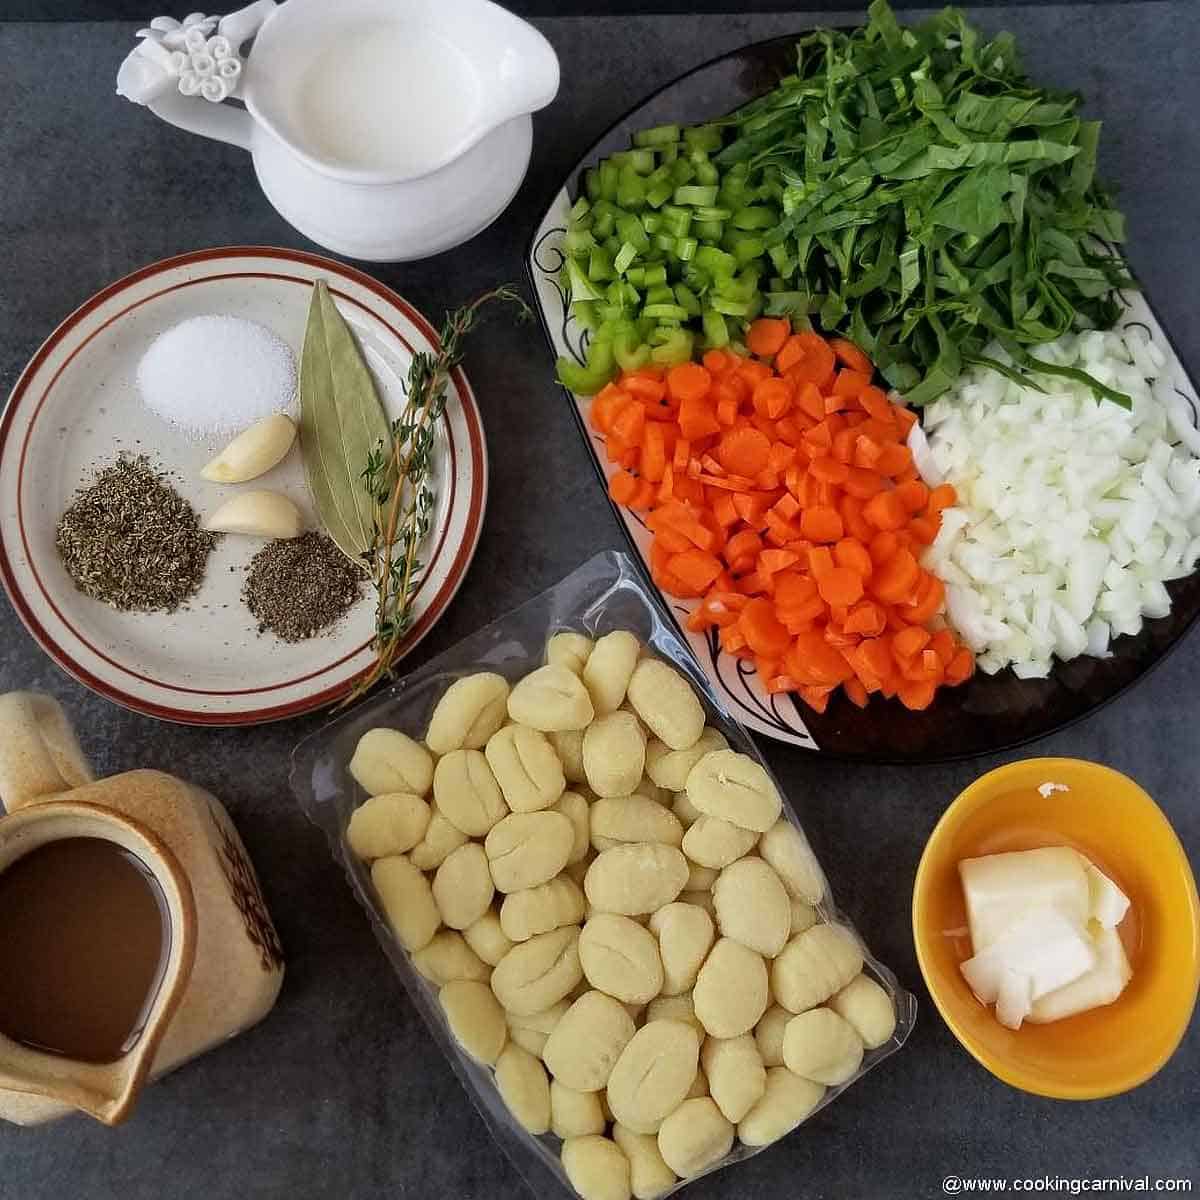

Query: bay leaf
[299,279,392,566]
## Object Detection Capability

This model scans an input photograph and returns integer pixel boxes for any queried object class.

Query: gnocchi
[343,627,892,1200]
[561,1135,632,1200]
[583,712,647,797]
[547,631,594,676]
[495,1043,551,1134]
[737,1067,825,1148]
[552,1082,606,1138]
[426,672,510,754]
[693,938,768,1038]
[712,857,791,958]
[606,1019,700,1134]
[590,796,683,852]
[349,728,434,798]
[582,631,640,715]
[432,842,494,930]
[346,792,431,860]
[579,913,664,1004]
[656,1097,734,1178]
[500,876,586,942]
[371,855,439,952]
[770,924,864,1014]
[434,749,508,837]
[830,974,897,1049]
[612,1123,677,1200]
[440,980,507,1065]
[491,926,583,1016]
[648,902,714,996]
[685,751,782,833]
[625,659,705,751]
[584,844,689,916]
[701,1033,766,1124]
[485,810,575,894]
[543,990,637,1092]
[485,724,566,813]
[782,1007,864,1085]
[508,664,595,731]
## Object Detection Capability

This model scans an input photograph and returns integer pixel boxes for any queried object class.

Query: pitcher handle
[0,693,94,814]
[115,1,276,152]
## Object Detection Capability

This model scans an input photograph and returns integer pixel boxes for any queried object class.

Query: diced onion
[912,329,1200,676]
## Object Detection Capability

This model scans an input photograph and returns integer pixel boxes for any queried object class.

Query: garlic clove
[204,490,303,539]
[200,413,297,483]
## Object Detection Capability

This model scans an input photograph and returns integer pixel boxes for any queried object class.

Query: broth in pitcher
[0,837,169,1063]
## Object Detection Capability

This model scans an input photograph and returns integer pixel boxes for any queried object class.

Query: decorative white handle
[146,86,256,151]
[116,2,275,150]
[0,693,94,814]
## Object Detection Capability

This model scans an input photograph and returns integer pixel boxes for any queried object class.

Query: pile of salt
[136,314,297,440]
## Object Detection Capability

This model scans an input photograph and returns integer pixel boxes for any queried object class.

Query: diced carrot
[753,549,794,576]
[799,506,843,544]
[732,492,770,530]
[746,318,791,359]
[753,376,793,420]
[831,427,858,464]
[862,490,908,532]
[844,677,869,708]
[895,479,930,514]
[667,362,712,404]
[716,395,740,427]
[893,406,918,436]
[904,572,946,624]
[678,395,721,441]
[711,492,739,529]
[773,572,817,609]
[640,422,667,483]
[720,625,747,654]
[608,470,638,506]
[717,427,771,477]
[783,332,837,389]
[857,385,892,422]
[871,548,921,604]
[669,549,724,594]
[766,674,801,695]
[737,570,773,596]
[797,685,833,713]
[808,546,835,579]
[843,601,885,637]
[739,598,792,657]
[898,680,937,710]
[875,442,913,478]
[610,400,645,447]
[817,566,864,607]
[833,369,871,398]
[629,479,657,510]
[927,483,958,515]
[672,438,690,472]
[787,632,855,686]
[830,338,873,375]
[624,374,668,406]
[591,384,633,434]
[929,629,956,668]
[703,349,732,376]
[946,647,975,685]
[894,626,931,658]
[796,382,826,423]
[833,538,873,578]
[724,529,764,572]
[844,467,885,499]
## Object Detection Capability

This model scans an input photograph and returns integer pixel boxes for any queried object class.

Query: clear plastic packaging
[290,550,916,1199]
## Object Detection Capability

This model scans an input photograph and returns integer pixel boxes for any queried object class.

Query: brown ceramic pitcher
[0,692,284,1126]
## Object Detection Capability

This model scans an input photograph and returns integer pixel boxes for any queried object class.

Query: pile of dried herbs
[55,455,217,611]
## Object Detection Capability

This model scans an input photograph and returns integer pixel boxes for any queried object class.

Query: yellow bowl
[912,758,1199,1099]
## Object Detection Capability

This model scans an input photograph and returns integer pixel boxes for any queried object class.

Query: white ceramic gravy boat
[117,0,559,260]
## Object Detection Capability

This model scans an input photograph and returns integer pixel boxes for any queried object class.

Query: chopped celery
[693,219,724,241]
[640,212,661,234]
[731,206,777,230]
[729,235,765,265]
[634,124,681,148]
[564,228,595,258]
[674,185,719,207]
[642,265,668,287]
[676,237,698,261]
[660,206,692,239]
[694,245,736,277]
[643,304,690,320]
[584,168,600,201]
[597,161,619,200]
[670,159,696,187]
[702,309,729,347]
[566,258,605,303]
[588,246,615,281]
[613,326,651,370]
[617,164,646,208]
[652,233,677,254]
[625,266,646,288]
[645,285,676,306]
[615,214,650,253]
[628,148,656,175]
[556,336,616,393]
[684,125,722,153]
[691,159,720,188]
[573,301,599,331]
[674,284,702,317]
[650,330,695,365]
[613,242,638,274]
[645,180,675,208]
[694,206,733,222]
[767,243,797,278]
[709,295,753,317]
[568,195,591,223]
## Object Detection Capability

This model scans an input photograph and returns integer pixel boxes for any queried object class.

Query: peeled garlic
[204,490,302,538]
[201,413,297,483]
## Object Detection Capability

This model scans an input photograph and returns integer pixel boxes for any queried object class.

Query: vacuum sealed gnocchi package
[291,551,915,1200]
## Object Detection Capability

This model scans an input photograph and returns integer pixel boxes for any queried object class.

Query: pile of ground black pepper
[242,531,363,642]
[55,455,218,612]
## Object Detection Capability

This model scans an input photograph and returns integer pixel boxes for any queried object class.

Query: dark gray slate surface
[0,7,1197,1199]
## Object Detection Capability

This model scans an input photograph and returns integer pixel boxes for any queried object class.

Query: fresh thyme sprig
[343,286,530,705]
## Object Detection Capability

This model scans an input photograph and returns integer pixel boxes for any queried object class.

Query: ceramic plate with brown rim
[0,247,487,725]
